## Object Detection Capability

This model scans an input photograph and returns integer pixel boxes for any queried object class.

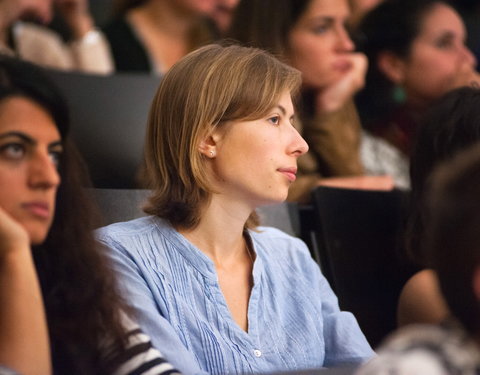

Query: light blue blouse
[96,216,374,375]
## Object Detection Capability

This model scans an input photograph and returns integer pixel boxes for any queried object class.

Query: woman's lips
[22,202,51,219]
[278,167,297,182]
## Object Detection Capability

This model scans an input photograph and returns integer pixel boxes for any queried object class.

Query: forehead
[417,3,465,38]
[301,0,350,19]
[0,96,60,140]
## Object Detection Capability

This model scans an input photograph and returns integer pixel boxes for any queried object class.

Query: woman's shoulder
[95,216,168,241]
[397,269,449,327]
[250,226,314,265]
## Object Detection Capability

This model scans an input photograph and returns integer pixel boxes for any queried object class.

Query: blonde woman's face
[209,90,308,207]
[0,97,61,245]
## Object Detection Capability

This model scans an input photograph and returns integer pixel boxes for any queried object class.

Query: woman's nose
[28,152,61,189]
[462,45,477,68]
[290,127,309,157]
[336,25,355,52]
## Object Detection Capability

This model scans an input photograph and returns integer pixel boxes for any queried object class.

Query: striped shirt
[103,314,181,375]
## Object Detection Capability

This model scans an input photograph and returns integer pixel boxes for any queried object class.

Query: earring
[210,150,215,157]
[392,85,406,104]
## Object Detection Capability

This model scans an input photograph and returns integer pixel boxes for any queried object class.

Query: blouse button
[253,349,262,357]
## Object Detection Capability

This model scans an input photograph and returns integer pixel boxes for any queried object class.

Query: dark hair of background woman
[111,0,147,16]
[227,0,310,57]
[406,86,480,267]
[0,56,127,374]
[355,0,445,128]
[426,143,480,333]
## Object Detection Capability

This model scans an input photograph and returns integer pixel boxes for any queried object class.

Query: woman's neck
[132,0,200,38]
[178,197,253,269]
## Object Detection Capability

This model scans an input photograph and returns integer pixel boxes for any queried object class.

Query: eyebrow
[275,105,296,122]
[276,105,287,116]
[0,131,62,148]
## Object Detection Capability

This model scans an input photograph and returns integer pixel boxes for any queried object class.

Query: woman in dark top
[103,0,216,74]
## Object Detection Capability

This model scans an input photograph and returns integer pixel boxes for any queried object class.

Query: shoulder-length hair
[144,43,301,230]
[0,56,127,374]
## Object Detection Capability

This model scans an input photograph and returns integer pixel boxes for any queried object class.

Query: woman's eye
[49,151,62,168]
[311,24,329,34]
[435,35,455,49]
[268,116,280,125]
[0,143,25,159]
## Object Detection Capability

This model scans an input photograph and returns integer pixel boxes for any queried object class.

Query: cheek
[289,40,333,86]
[181,0,216,13]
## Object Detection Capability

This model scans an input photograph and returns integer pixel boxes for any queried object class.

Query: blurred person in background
[397,87,480,328]
[356,0,479,187]
[0,0,113,73]
[357,142,480,375]
[103,0,218,74]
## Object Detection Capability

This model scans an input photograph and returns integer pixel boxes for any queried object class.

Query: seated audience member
[356,0,480,186]
[228,0,394,202]
[96,44,374,375]
[0,56,180,374]
[357,143,480,375]
[397,87,480,327]
[0,0,112,73]
[102,0,217,74]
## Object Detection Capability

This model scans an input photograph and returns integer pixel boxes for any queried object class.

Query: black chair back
[46,70,160,188]
[309,186,416,348]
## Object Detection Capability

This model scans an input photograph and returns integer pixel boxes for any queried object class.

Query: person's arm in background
[53,0,113,73]
[0,207,51,375]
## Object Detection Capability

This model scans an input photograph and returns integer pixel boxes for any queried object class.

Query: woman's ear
[198,134,217,158]
[377,51,407,84]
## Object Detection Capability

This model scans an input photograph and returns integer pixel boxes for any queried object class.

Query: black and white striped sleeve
[103,314,182,375]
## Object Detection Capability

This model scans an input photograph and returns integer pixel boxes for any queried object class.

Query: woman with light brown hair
[97,43,374,375]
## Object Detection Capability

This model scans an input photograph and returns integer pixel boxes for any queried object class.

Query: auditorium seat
[46,70,160,188]
[308,186,416,348]
[90,188,301,237]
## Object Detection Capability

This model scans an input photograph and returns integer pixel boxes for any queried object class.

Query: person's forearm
[0,250,51,375]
